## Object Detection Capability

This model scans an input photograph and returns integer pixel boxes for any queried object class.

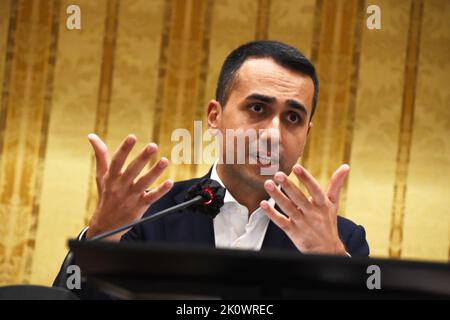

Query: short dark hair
[215,40,319,120]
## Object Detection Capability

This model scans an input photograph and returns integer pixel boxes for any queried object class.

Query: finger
[263,180,303,220]
[292,164,327,206]
[260,200,291,232]
[327,164,350,205]
[142,179,174,205]
[133,157,169,192]
[88,133,109,178]
[109,134,137,177]
[121,143,158,184]
[273,172,311,213]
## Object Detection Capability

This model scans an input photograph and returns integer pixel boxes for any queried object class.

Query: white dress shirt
[210,162,275,251]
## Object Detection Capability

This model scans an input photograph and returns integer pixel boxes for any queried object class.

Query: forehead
[228,57,315,111]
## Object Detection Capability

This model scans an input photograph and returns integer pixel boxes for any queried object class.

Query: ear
[307,122,313,136]
[206,99,222,135]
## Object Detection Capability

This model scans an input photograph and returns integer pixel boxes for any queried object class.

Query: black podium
[69,240,450,299]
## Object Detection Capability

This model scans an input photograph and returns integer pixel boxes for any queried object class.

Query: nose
[259,116,282,153]
[267,116,281,140]
[270,117,280,130]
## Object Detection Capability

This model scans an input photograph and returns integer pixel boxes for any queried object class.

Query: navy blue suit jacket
[121,171,370,257]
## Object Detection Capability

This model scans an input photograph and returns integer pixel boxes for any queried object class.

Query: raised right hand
[85,133,173,241]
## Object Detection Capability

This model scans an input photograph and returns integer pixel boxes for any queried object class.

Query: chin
[242,164,275,188]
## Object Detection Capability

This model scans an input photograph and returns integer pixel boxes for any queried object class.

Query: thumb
[88,133,109,180]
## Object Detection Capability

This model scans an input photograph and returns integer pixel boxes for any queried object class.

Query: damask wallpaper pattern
[0,0,448,285]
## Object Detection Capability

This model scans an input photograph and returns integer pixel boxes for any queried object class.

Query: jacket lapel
[261,204,298,252]
[171,168,215,247]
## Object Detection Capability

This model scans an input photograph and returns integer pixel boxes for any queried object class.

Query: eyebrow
[245,93,308,116]
[246,93,275,104]
[286,99,307,116]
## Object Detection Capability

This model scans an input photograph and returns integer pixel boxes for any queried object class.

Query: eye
[286,111,301,124]
[249,103,264,114]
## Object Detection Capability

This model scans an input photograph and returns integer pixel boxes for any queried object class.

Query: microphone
[88,178,226,242]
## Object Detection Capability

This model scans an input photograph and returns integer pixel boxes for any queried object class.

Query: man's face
[208,57,314,191]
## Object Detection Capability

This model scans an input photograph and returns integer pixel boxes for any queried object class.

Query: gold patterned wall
[0,0,448,286]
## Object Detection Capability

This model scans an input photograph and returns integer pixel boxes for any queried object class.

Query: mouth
[249,153,279,168]
[257,156,272,168]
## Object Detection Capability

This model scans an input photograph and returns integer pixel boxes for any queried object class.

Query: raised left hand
[260,163,350,255]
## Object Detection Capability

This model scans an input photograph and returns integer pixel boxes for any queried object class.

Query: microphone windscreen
[185,178,225,219]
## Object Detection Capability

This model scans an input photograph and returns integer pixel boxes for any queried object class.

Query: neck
[216,164,268,214]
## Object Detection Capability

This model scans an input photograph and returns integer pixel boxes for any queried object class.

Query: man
[55,41,369,291]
